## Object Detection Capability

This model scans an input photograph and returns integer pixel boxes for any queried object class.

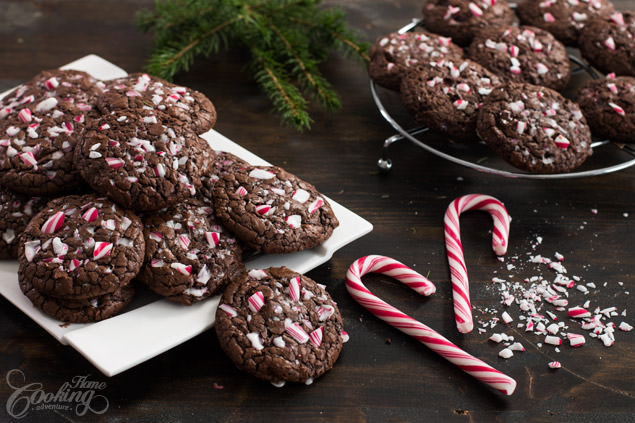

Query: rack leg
[377,134,402,173]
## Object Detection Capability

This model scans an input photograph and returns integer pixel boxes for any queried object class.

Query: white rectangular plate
[0,55,373,377]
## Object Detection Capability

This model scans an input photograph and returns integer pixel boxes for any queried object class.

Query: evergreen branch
[137,0,368,130]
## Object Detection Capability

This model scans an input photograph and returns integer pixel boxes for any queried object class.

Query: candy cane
[346,255,516,395]
[444,194,511,334]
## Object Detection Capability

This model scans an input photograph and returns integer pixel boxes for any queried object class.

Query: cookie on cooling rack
[516,0,615,46]
[215,267,345,386]
[577,76,635,143]
[400,58,503,142]
[369,30,464,91]
[468,25,571,91]
[578,11,635,77]
[422,0,514,46]
[477,82,593,173]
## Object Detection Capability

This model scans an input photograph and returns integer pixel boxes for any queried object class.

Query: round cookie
[215,267,345,385]
[18,194,145,299]
[516,0,615,46]
[577,76,635,143]
[477,82,593,173]
[139,198,244,305]
[578,11,635,77]
[212,165,339,254]
[0,187,49,259]
[400,58,503,142]
[422,0,514,46]
[468,25,571,91]
[20,278,134,323]
[0,69,104,122]
[198,151,250,201]
[74,108,215,211]
[369,30,464,91]
[0,70,105,196]
[98,73,216,134]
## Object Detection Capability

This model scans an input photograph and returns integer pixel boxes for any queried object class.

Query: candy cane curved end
[345,255,517,396]
[444,194,511,334]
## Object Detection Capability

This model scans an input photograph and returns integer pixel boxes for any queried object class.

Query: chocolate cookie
[0,70,104,195]
[215,267,345,385]
[0,187,48,259]
[477,82,593,173]
[198,151,250,201]
[516,0,615,46]
[139,198,244,305]
[578,11,635,77]
[369,31,464,91]
[20,277,134,323]
[212,165,339,254]
[422,0,514,46]
[18,194,145,299]
[74,108,215,211]
[468,25,571,91]
[400,58,503,141]
[577,76,635,143]
[98,73,216,134]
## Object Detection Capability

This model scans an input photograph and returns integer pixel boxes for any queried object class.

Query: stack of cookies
[369,0,634,173]
[0,70,341,324]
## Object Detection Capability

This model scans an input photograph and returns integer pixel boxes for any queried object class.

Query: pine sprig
[136,0,369,130]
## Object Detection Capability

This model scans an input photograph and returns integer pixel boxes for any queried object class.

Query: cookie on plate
[74,108,215,211]
[215,267,346,386]
[468,25,571,91]
[0,70,104,195]
[477,82,593,173]
[18,194,145,299]
[577,76,635,143]
[516,0,615,46]
[400,58,503,142]
[197,151,250,201]
[139,198,244,305]
[20,277,135,323]
[369,31,464,91]
[0,187,49,259]
[578,11,635,77]
[212,165,339,254]
[98,73,216,134]
[422,0,514,46]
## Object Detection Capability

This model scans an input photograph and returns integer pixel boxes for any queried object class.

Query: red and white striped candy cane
[346,255,517,396]
[444,194,511,334]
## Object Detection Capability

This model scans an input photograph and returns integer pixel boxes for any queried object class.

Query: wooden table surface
[0,1,633,422]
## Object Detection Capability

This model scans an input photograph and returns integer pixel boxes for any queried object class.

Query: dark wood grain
[0,1,633,422]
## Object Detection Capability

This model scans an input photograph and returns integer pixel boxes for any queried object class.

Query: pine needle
[137,0,369,130]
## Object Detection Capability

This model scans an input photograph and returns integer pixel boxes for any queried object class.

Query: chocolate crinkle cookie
[20,278,135,323]
[197,151,250,202]
[516,0,615,46]
[0,187,49,259]
[74,108,215,211]
[369,30,464,91]
[0,69,105,196]
[578,11,635,77]
[212,165,339,254]
[98,73,217,134]
[400,58,503,142]
[577,76,635,143]
[477,82,593,173]
[468,25,571,91]
[422,0,514,46]
[18,194,145,300]
[139,198,244,305]
[215,267,346,386]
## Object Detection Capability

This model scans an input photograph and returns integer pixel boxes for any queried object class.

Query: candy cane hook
[346,255,517,395]
[444,194,511,334]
